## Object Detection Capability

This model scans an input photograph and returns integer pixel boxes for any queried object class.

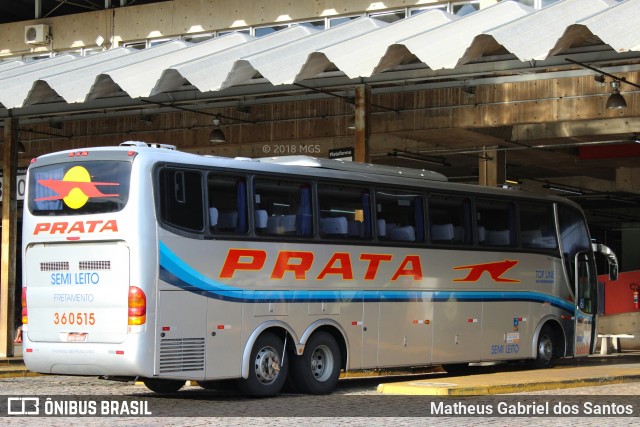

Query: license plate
[67,333,88,342]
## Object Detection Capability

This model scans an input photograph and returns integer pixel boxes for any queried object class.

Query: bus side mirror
[592,243,618,281]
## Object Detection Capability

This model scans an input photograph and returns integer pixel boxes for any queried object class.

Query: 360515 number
[53,312,95,326]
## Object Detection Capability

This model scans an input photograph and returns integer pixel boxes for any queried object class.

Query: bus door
[574,251,597,357]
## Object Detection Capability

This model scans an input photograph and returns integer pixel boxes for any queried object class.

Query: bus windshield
[27,161,131,216]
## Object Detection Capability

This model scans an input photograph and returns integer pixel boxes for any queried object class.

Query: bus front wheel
[290,331,341,395]
[238,331,288,397]
[142,378,185,394]
[530,326,556,369]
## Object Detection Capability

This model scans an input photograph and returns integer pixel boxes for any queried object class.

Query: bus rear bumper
[22,339,152,378]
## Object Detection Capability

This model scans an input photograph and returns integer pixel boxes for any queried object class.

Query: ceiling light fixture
[208,114,226,144]
[606,80,627,109]
[140,99,257,145]
[566,59,639,110]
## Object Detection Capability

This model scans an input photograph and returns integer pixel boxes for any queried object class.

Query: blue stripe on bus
[159,241,575,313]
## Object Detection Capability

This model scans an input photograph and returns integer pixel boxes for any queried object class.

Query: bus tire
[238,331,288,397]
[290,331,341,395]
[530,325,556,369]
[142,378,185,394]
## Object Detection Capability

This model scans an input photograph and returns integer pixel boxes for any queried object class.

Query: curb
[376,373,640,396]
[0,369,40,379]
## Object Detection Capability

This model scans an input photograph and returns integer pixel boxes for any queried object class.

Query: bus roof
[29,142,579,208]
[255,155,448,182]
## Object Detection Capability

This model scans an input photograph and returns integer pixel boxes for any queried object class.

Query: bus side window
[159,168,204,233]
[318,184,371,239]
[428,194,471,245]
[375,189,423,242]
[207,173,248,234]
[254,178,313,237]
[476,198,516,247]
[519,203,557,249]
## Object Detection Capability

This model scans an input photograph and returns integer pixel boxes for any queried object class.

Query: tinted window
[520,203,557,249]
[376,189,423,242]
[28,161,131,216]
[159,168,204,232]
[208,173,248,235]
[254,177,312,237]
[476,199,516,247]
[428,194,471,244]
[318,184,371,239]
[558,205,591,287]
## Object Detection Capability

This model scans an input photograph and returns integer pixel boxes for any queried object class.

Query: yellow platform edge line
[376,374,640,396]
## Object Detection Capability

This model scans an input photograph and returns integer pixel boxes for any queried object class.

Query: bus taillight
[128,286,146,325]
[21,287,28,325]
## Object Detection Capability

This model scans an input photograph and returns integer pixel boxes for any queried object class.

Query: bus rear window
[28,161,131,216]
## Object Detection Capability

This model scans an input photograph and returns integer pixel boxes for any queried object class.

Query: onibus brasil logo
[35,166,119,209]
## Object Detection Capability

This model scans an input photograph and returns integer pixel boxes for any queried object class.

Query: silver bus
[21,141,618,396]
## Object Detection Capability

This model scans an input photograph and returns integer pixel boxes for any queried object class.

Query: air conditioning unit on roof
[24,24,49,45]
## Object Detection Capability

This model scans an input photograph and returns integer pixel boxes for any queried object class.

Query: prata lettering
[219,249,423,281]
[34,219,118,235]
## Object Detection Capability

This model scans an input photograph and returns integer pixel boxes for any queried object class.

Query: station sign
[0,167,28,201]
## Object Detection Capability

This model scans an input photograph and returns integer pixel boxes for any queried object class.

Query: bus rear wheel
[289,331,341,395]
[238,331,288,397]
[530,325,556,369]
[142,378,185,394]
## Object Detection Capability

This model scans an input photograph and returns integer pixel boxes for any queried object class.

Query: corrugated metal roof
[485,0,615,62]
[397,1,532,71]
[580,0,640,52]
[156,26,311,94]
[106,33,252,99]
[320,10,455,79]
[235,18,385,87]
[0,0,638,112]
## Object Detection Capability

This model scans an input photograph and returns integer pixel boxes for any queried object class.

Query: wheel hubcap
[539,336,552,361]
[310,344,334,382]
[255,346,280,384]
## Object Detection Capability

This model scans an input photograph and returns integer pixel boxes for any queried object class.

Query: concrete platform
[0,344,37,378]
[377,355,640,396]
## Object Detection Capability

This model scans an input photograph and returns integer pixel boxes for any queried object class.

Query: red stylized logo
[34,166,119,209]
[453,259,519,283]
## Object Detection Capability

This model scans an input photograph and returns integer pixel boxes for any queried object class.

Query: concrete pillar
[615,167,640,193]
[0,117,19,357]
[478,149,505,187]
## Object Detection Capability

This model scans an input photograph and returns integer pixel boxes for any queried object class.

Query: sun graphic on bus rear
[34,166,120,209]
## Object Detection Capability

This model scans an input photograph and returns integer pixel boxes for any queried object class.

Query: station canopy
[1,0,639,117]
